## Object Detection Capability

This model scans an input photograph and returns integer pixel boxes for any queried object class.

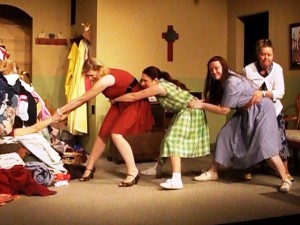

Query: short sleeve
[221,76,243,108]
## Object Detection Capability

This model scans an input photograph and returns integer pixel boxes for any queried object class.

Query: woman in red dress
[52,57,154,187]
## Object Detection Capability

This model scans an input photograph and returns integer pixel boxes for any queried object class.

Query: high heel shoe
[118,171,141,187]
[79,168,95,182]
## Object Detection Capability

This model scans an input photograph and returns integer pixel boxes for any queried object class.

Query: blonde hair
[82,57,108,78]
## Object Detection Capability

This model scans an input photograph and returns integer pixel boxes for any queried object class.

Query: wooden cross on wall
[162,25,179,62]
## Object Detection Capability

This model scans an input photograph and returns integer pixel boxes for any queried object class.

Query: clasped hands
[188,98,203,109]
[51,110,68,124]
[248,90,263,106]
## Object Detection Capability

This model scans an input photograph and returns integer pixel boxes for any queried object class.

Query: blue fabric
[25,161,54,187]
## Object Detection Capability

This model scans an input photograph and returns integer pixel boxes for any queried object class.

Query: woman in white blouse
[243,39,293,181]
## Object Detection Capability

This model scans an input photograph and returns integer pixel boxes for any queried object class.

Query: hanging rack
[69,22,92,45]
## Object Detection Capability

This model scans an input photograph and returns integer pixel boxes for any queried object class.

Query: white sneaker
[194,171,218,181]
[160,179,183,190]
[279,179,292,193]
[141,162,162,176]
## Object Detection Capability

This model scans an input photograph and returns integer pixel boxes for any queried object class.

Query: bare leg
[208,160,220,174]
[283,160,289,174]
[82,135,107,177]
[266,155,292,192]
[111,133,138,183]
[170,156,181,173]
[266,155,287,180]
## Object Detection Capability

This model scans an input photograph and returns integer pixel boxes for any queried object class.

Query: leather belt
[125,79,138,93]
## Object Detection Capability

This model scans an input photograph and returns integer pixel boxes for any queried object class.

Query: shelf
[35,38,68,45]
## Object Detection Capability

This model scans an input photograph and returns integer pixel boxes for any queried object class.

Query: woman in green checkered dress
[113,66,210,190]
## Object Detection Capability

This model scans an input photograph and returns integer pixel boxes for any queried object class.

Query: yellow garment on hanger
[66,40,88,135]
[65,42,78,100]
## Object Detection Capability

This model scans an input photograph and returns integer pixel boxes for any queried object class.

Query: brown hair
[255,39,273,56]
[142,66,189,91]
[203,56,234,104]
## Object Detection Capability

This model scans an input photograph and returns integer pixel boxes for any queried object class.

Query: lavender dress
[214,74,281,169]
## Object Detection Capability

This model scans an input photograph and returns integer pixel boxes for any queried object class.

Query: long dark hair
[142,66,189,91]
[203,56,233,104]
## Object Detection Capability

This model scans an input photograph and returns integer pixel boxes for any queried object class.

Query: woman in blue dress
[190,56,292,193]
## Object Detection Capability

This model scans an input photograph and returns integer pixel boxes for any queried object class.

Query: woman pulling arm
[189,56,292,193]
[114,66,210,190]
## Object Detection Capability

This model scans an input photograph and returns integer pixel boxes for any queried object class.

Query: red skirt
[99,98,154,138]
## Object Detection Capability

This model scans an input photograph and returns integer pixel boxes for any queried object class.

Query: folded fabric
[15,133,67,174]
[0,152,25,169]
[25,161,54,187]
[0,165,56,196]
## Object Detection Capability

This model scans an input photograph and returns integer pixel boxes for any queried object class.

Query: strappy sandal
[79,167,95,182]
[279,179,292,193]
[118,172,141,187]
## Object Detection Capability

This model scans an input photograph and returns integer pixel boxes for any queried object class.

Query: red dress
[99,68,154,138]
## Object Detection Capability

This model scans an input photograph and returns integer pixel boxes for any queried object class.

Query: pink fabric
[31,91,51,120]
[0,46,10,60]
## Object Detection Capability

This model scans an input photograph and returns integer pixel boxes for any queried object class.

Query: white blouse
[243,62,285,116]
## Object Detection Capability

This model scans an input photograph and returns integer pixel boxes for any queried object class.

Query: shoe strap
[127,174,135,177]
[127,171,140,177]
[282,179,292,186]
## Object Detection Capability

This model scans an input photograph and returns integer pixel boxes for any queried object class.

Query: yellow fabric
[67,40,88,135]
[65,42,78,100]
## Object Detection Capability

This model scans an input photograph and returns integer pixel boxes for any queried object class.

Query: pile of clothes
[0,59,82,205]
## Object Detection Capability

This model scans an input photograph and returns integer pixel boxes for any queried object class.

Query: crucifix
[162,25,179,62]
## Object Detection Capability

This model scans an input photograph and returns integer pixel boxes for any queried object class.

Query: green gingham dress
[157,79,210,158]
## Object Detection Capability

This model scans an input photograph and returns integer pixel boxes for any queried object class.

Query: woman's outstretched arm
[189,99,230,115]
[113,84,166,103]
[13,117,52,136]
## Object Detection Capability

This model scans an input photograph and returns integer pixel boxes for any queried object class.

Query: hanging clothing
[65,42,78,100]
[66,40,89,135]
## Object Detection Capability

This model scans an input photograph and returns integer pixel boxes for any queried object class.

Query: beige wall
[1,0,71,110]
[94,0,229,144]
[227,0,300,118]
[2,0,300,148]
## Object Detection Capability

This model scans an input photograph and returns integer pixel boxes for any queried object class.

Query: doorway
[0,4,32,79]
[239,12,269,67]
